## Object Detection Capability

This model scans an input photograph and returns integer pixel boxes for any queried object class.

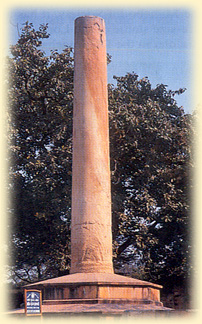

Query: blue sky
[9,8,193,113]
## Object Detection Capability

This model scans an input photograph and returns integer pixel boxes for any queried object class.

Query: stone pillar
[70,16,113,274]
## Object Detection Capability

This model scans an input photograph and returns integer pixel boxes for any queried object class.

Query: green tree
[109,74,194,293]
[7,22,194,297]
[7,22,73,283]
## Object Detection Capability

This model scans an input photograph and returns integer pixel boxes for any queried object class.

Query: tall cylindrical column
[70,16,113,274]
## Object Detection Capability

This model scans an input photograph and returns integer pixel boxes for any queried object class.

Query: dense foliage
[7,22,73,281]
[108,75,194,291]
[6,23,194,294]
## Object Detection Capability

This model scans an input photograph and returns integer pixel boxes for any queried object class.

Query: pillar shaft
[70,16,113,274]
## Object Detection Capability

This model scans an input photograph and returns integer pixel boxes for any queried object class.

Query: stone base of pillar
[24,273,172,312]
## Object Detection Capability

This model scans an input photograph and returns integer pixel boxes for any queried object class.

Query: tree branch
[117,236,133,255]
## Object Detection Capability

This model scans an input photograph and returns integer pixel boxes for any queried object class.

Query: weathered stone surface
[71,16,113,274]
[24,273,163,306]
[8,275,174,315]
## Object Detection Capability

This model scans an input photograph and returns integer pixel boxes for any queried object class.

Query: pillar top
[75,15,104,21]
[74,16,105,27]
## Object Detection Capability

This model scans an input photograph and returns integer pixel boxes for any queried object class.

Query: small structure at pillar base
[24,272,166,311]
